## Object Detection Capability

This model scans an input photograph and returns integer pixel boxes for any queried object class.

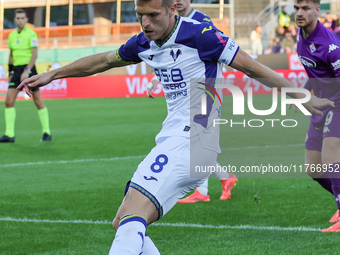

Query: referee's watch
[24,67,32,74]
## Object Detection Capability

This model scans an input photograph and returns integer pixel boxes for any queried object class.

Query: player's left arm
[195,23,334,116]
[230,48,334,115]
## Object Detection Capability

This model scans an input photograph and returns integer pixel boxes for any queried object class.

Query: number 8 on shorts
[150,154,169,173]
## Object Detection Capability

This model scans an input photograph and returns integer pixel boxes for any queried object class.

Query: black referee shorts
[8,65,39,92]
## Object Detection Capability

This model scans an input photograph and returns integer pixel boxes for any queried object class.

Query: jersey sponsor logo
[148,55,154,60]
[165,89,188,101]
[163,82,186,90]
[329,44,339,53]
[332,59,340,71]
[170,49,182,62]
[203,18,211,22]
[202,26,212,34]
[309,43,316,53]
[298,56,317,68]
[183,126,191,131]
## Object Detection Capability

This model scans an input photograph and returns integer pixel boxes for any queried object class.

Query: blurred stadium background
[0,0,340,75]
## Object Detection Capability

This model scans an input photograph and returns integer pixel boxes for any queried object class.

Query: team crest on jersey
[16,40,20,44]
[309,43,316,53]
[170,49,182,62]
[329,44,339,53]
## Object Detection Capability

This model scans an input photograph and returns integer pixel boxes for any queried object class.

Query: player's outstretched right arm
[17,50,127,96]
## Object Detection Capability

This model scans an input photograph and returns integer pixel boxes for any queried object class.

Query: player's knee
[112,217,120,231]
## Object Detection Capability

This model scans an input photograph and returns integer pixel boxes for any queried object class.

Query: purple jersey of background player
[297,21,340,124]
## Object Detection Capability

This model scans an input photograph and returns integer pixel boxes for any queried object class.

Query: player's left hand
[303,95,335,116]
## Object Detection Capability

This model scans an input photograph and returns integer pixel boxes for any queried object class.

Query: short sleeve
[327,41,340,77]
[7,33,12,50]
[30,31,38,48]
[195,23,239,66]
[116,33,149,64]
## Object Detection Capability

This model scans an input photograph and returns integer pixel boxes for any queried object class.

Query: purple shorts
[305,109,340,151]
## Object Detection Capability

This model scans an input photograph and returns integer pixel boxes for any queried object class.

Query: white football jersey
[116,16,239,152]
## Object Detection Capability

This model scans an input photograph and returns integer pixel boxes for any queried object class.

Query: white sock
[142,234,161,255]
[197,178,209,196]
[213,162,230,180]
[108,214,147,255]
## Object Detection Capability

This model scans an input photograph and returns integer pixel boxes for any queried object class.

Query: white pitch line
[0,217,321,232]
[221,143,304,151]
[0,144,304,168]
[0,155,145,168]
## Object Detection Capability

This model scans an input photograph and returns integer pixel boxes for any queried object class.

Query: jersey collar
[154,15,180,47]
[16,26,27,34]
[186,8,195,18]
[299,21,321,43]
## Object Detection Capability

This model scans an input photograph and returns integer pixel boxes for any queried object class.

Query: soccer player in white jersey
[19,0,334,253]
[148,0,238,203]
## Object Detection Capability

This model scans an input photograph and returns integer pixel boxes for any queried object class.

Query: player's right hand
[303,95,335,116]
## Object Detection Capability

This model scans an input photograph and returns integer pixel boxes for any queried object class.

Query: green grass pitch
[0,95,339,254]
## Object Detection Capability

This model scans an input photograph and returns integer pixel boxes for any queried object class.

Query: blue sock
[108,214,147,255]
[329,163,340,211]
[313,171,333,195]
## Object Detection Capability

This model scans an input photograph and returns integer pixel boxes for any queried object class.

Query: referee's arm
[8,50,13,79]
[26,47,37,71]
